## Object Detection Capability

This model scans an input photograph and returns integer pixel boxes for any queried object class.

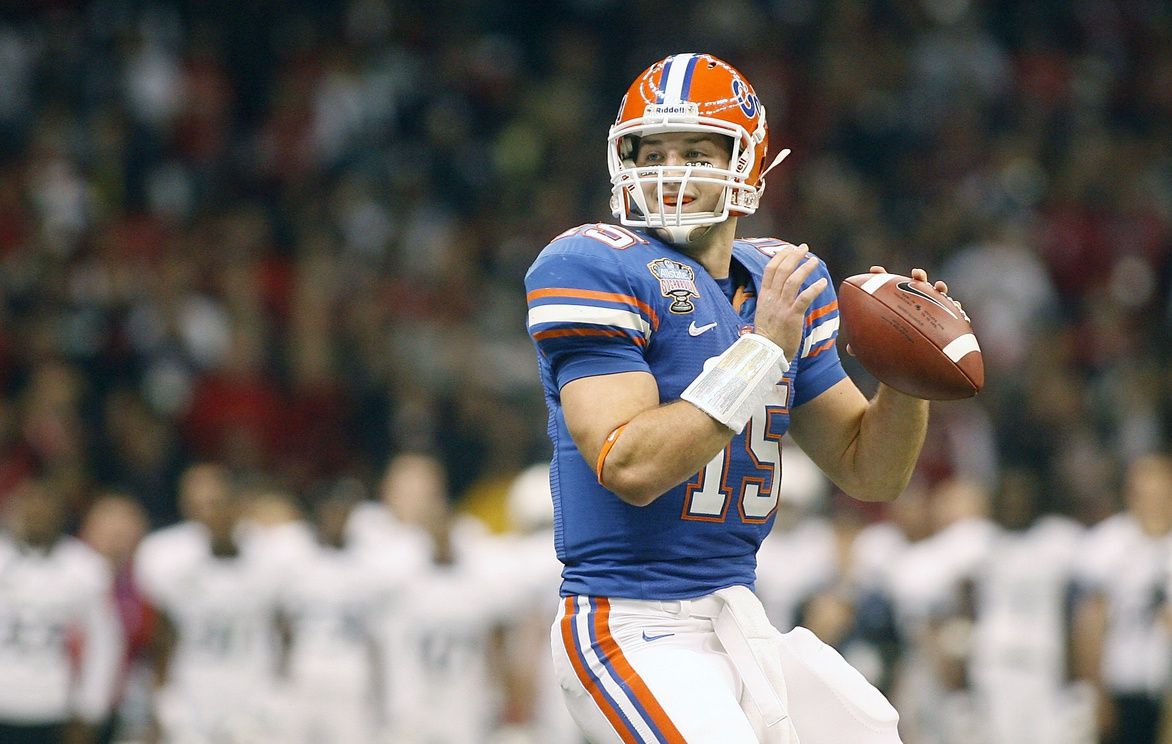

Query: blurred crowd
[0,0,1169,742]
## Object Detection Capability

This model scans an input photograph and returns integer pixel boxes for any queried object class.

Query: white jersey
[494,528,579,744]
[884,518,995,744]
[382,535,513,743]
[237,519,317,567]
[277,539,410,744]
[143,538,284,742]
[153,550,282,689]
[969,516,1087,744]
[887,518,996,631]
[279,540,407,693]
[0,535,123,724]
[970,516,1083,679]
[345,501,432,562]
[133,521,208,603]
[849,520,909,594]
[1075,513,1171,695]
[756,516,837,630]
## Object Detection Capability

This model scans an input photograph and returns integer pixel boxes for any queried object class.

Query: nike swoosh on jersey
[688,321,717,336]
[642,630,675,642]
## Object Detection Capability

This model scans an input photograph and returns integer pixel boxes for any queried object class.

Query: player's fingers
[792,274,827,311]
[910,268,928,282]
[933,280,949,295]
[763,247,806,294]
[869,265,887,274]
[783,257,821,300]
[761,246,800,291]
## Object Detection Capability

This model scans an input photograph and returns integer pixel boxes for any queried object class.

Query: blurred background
[0,0,1168,743]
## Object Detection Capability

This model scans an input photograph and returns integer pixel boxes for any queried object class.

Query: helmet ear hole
[620,135,639,163]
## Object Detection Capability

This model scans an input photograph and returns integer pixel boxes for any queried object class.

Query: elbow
[848,486,903,503]
[614,488,661,508]
[839,476,909,503]
[602,465,664,507]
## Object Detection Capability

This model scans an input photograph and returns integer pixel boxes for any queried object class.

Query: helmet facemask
[608,117,762,245]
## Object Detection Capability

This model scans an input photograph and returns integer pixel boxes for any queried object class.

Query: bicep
[787,377,868,485]
[560,371,660,467]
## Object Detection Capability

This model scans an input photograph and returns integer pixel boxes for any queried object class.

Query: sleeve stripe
[532,328,647,347]
[801,317,839,358]
[805,338,837,359]
[527,288,659,330]
[805,300,838,326]
[528,304,652,338]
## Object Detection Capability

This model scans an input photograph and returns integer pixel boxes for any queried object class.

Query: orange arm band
[595,424,628,486]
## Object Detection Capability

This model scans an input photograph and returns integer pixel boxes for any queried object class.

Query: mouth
[662,195,695,207]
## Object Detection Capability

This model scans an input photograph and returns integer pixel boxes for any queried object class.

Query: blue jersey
[524,224,846,600]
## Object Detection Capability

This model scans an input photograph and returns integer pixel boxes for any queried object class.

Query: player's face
[82,497,147,565]
[180,464,231,523]
[381,453,448,529]
[11,487,66,546]
[315,499,353,547]
[1127,456,1172,535]
[634,132,732,215]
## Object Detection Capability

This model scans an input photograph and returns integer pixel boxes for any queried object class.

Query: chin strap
[656,224,708,245]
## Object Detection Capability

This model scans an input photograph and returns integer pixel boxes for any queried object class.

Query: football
[838,272,984,400]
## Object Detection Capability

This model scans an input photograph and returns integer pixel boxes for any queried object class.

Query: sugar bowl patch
[647,258,700,314]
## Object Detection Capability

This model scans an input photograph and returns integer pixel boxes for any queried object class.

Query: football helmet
[607,53,786,245]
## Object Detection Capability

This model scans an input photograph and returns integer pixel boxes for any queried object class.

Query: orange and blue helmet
[607,53,786,243]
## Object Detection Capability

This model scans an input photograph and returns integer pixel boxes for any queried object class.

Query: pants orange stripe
[592,598,687,743]
[561,597,641,744]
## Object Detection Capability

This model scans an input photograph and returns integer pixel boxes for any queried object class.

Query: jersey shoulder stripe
[526,231,659,349]
[527,288,660,331]
[526,229,657,379]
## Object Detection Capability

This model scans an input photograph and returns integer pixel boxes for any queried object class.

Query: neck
[210,535,239,557]
[672,218,736,278]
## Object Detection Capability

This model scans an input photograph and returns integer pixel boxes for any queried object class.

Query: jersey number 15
[683,396,787,524]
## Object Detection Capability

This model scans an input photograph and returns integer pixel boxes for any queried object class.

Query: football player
[494,463,583,743]
[138,465,285,743]
[1072,454,1172,744]
[0,482,124,744]
[963,469,1090,744]
[276,490,405,744]
[377,466,514,743]
[524,52,959,743]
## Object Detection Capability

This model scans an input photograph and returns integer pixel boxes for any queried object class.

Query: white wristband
[680,333,790,432]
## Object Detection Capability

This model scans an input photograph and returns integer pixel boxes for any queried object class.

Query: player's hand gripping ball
[838,272,984,400]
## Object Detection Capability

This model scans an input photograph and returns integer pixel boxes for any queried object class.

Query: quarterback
[525,53,951,743]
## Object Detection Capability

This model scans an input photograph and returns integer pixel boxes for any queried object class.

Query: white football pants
[551,592,902,743]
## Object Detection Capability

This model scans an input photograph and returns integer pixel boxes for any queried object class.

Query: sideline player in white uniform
[525,52,966,743]
[0,482,123,743]
[347,454,443,568]
[884,478,994,744]
[493,463,583,744]
[1073,454,1172,744]
[139,467,285,744]
[376,457,514,743]
[277,491,408,744]
[964,469,1090,744]
[134,463,227,604]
